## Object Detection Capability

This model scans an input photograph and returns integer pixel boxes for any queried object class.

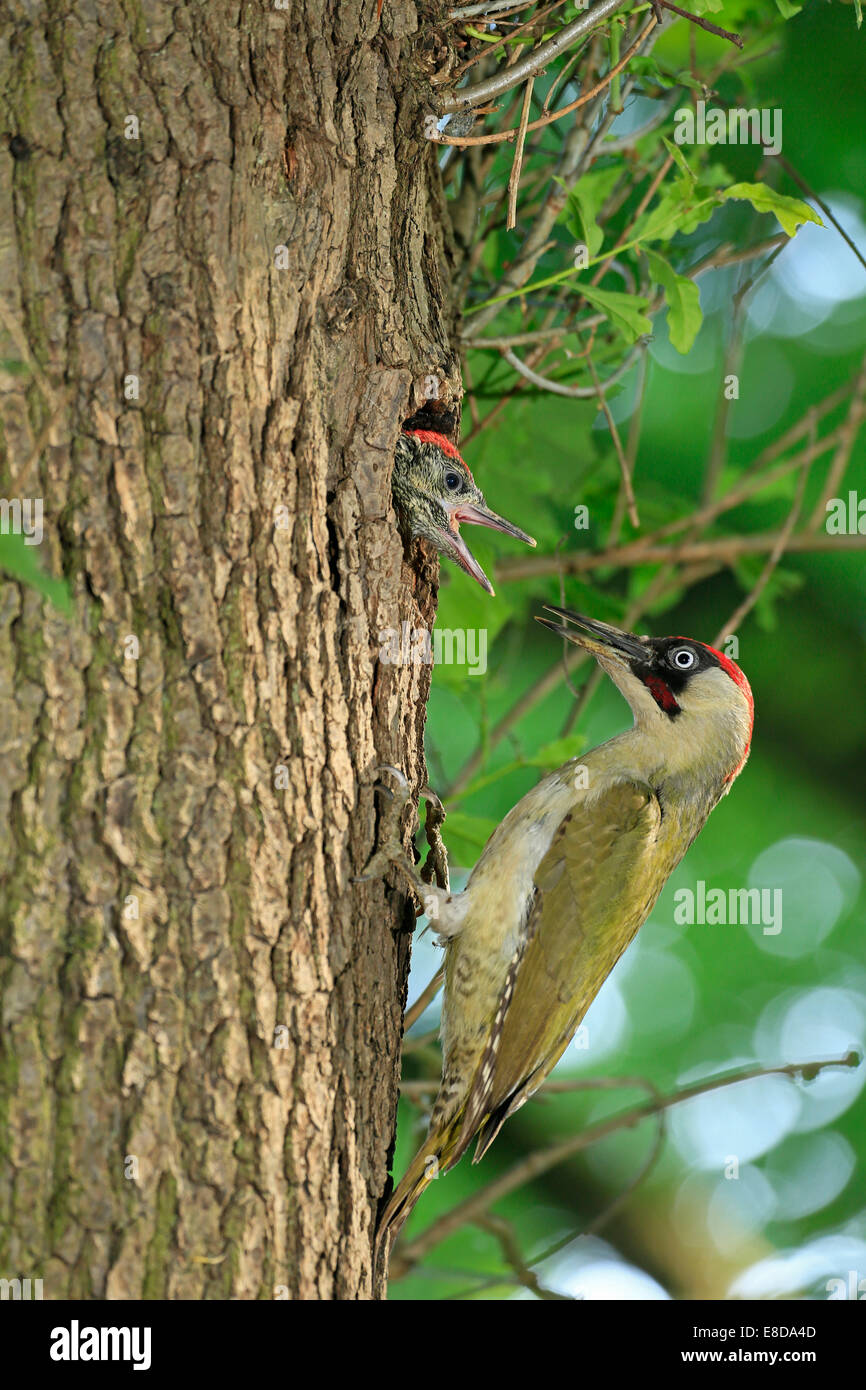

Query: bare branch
[404,967,445,1033]
[390,1052,859,1275]
[474,1213,572,1298]
[774,153,866,276]
[653,1,743,48]
[495,413,859,581]
[506,77,535,230]
[714,455,811,646]
[502,340,643,398]
[808,352,866,527]
[439,0,632,113]
[599,90,681,152]
[449,0,535,20]
[461,237,788,350]
[497,526,866,583]
[436,16,657,141]
[454,1,570,81]
[587,349,640,527]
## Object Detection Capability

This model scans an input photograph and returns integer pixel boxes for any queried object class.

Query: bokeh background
[392,0,866,1300]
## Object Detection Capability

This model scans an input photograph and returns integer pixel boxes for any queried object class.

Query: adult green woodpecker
[392,429,536,595]
[366,607,753,1261]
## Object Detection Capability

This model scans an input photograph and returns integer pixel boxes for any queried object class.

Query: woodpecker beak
[437,504,536,596]
[536,606,649,667]
[450,502,536,550]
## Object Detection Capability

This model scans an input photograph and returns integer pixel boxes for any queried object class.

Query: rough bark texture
[0,0,459,1299]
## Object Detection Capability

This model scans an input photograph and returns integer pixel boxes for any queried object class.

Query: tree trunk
[0,0,458,1300]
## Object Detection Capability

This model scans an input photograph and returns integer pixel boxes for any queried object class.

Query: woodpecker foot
[354,766,461,933]
[353,765,415,887]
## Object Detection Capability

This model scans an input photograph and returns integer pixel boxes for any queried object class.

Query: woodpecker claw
[352,766,418,887]
[353,769,453,930]
[374,764,410,796]
[419,784,443,813]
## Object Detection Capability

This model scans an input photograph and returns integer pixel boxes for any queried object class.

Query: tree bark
[0,0,458,1300]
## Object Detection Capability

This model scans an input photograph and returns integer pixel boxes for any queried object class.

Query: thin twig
[555,535,583,699]
[439,0,631,113]
[461,237,788,350]
[496,418,856,580]
[466,65,606,335]
[586,349,639,527]
[401,1029,440,1055]
[542,41,586,112]
[474,1213,572,1299]
[774,153,866,276]
[808,352,866,527]
[599,90,681,152]
[507,77,535,230]
[714,455,811,646]
[390,1052,859,1274]
[455,1,569,80]
[449,0,535,21]
[404,967,446,1033]
[621,151,674,240]
[703,260,750,505]
[608,346,648,547]
[436,17,657,142]
[654,0,742,48]
[502,341,642,398]
[498,526,866,583]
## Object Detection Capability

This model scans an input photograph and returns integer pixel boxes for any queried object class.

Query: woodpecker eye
[669,646,697,670]
[444,471,462,492]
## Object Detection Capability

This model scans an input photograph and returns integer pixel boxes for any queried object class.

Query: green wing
[459,778,664,1158]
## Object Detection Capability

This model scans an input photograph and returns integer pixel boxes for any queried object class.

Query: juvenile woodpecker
[392,429,536,595]
[367,607,753,1260]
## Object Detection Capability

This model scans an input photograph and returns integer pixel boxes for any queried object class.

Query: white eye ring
[671,647,696,669]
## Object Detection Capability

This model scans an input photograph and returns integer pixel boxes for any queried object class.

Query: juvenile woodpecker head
[392,429,536,595]
[538,606,754,785]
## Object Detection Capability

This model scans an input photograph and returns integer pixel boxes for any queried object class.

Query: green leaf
[558,167,621,257]
[662,136,697,184]
[440,811,497,869]
[644,248,703,354]
[464,25,500,41]
[632,179,718,243]
[523,734,586,768]
[730,556,803,633]
[721,182,823,237]
[578,285,652,343]
[0,531,72,614]
[628,53,677,89]
[699,162,739,192]
[774,0,802,17]
[856,0,863,27]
